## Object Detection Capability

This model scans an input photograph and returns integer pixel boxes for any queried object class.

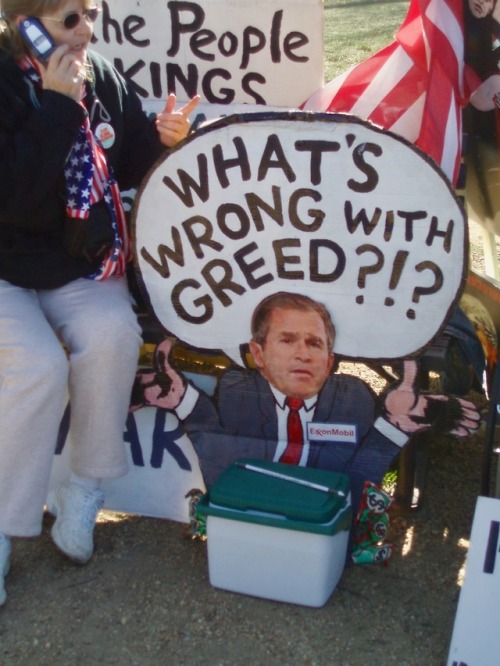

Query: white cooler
[197,458,352,607]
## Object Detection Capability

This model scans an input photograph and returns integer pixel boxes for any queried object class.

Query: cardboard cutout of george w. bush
[127,113,480,517]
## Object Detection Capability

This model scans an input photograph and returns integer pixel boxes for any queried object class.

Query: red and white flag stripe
[302,0,478,185]
[87,123,130,280]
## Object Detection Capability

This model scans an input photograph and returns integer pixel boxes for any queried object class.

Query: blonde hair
[0,1,94,59]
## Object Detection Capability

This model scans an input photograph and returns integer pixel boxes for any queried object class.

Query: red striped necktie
[280,397,304,465]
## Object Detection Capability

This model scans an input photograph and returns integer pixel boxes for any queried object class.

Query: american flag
[65,118,130,280]
[302,0,479,186]
[64,125,95,218]
[19,54,129,280]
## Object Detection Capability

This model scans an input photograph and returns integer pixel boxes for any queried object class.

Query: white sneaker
[0,533,11,606]
[50,482,104,564]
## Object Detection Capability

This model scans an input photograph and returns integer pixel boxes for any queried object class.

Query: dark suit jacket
[180,369,401,509]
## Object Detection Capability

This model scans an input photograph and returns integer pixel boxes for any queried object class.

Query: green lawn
[323,0,410,80]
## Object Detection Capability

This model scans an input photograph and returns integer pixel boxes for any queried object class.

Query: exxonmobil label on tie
[307,422,357,443]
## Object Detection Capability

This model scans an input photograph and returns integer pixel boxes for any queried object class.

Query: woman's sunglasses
[39,7,101,30]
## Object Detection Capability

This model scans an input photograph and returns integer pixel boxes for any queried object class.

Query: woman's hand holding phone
[19,17,85,103]
[40,45,86,103]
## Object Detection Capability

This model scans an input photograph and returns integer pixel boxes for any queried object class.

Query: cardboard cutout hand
[131,339,186,411]
[383,360,481,437]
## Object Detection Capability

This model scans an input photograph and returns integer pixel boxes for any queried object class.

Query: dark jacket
[0,49,165,289]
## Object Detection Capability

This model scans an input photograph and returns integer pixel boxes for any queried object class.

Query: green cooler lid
[197,458,352,535]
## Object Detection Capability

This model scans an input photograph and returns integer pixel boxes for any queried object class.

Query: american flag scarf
[19,56,130,280]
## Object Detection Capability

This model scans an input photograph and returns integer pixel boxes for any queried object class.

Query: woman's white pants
[0,277,142,536]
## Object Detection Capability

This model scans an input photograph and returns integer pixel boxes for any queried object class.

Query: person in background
[465,0,500,111]
[0,0,199,606]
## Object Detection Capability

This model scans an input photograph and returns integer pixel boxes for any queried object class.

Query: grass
[323,0,410,80]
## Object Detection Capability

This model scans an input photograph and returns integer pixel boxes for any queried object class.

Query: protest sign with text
[133,112,467,363]
[91,0,324,113]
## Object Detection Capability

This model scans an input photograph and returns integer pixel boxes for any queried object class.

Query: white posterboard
[134,113,467,362]
[49,385,208,523]
[448,496,500,666]
[92,0,324,114]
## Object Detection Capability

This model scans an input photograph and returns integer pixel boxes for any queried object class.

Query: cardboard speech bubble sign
[132,112,467,364]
